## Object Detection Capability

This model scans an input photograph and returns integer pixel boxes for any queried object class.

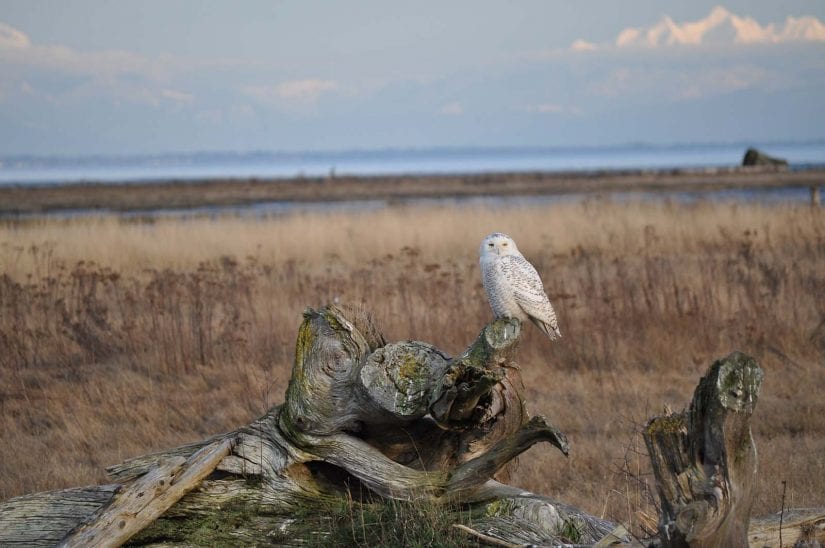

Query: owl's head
[480,232,520,257]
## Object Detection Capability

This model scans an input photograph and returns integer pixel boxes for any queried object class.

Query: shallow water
[2,142,824,186]
[3,186,815,222]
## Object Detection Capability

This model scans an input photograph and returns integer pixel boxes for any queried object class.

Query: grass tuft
[310,493,476,547]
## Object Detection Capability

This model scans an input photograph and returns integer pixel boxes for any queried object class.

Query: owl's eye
[488,243,494,247]
[502,242,508,246]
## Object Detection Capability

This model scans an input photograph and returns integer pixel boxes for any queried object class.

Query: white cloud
[0,19,192,111]
[781,15,825,42]
[526,103,563,114]
[570,39,598,52]
[0,19,346,114]
[276,79,338,101]
[551,6,825,104]
[0,21,30,49]
[240,80,341,115]
[160,89,194,103]
[675,66,772,99]
[588,63,777,102]
[243,79,339,106]
[440,101,463,115]
[573,6,825,51]
[0,20,171,80]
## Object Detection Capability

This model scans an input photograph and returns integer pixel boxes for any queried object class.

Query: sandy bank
[1,167,823,215]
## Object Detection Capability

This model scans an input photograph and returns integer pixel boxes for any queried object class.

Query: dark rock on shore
[743,148,788,167]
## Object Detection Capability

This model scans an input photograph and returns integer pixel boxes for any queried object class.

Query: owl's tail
[533,317,562,341]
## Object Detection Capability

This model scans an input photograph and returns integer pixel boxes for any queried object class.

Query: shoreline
[1,166,823,216]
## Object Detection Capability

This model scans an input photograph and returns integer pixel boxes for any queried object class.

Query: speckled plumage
[479,232,561,341]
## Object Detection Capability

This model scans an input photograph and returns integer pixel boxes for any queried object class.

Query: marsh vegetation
[1,199,823,537]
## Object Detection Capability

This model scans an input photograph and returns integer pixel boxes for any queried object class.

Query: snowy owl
[479,232,561,341]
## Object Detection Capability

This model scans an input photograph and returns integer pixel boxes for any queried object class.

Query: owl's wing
[500,255,561,339]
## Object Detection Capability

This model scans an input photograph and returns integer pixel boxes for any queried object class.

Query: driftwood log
[0,306,822,546]
[0,305,612,547]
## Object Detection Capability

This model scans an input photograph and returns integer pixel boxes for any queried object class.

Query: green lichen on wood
[483,497,517,517]
[397,351,423,382]
[391,351,432,415]
[127,499,264,546]
[485,317,520,350]
[712,352,763,414]
[462,336,492,368]
[128,499,355,547]
[278,316,317,441]
[124,469,352,547]
[645,412,687,436]
[290,318,314,386]
[457,317,519,372]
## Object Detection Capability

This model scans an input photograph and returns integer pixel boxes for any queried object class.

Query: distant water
[6,186,816,222]
[1,142,824,186]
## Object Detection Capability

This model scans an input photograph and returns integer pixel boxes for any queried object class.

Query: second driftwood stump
[644,352,763,548]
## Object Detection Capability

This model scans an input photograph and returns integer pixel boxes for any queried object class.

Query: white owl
[479,232,561,341]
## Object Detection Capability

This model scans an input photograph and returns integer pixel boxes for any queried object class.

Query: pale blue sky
[1,1,824,155]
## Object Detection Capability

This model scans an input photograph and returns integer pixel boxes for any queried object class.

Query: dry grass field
[1,198,824,537]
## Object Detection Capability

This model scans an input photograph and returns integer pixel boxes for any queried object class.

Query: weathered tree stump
[0,305,601,547]
[644,351,763,547]
[642,351,825,547]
